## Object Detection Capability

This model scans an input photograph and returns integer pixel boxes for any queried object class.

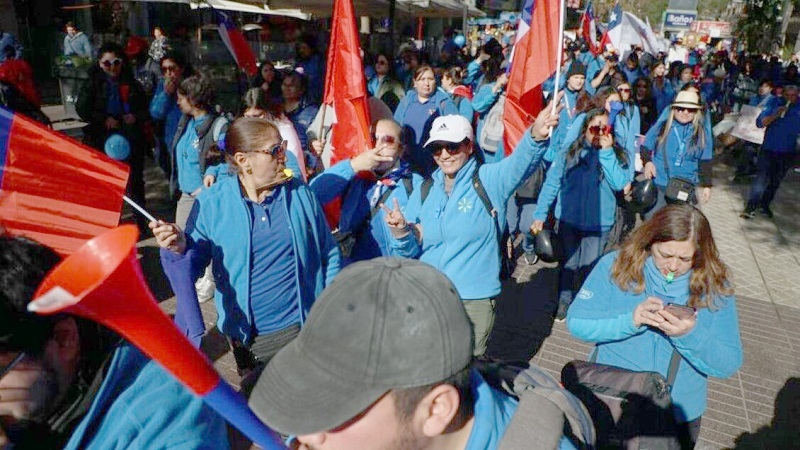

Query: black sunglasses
[673,107,698,113]
[431,142,466,156]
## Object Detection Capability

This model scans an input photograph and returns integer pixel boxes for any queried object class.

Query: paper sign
[729,105,766,145]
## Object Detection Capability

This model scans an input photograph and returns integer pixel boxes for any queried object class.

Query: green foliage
[735,0,783,53]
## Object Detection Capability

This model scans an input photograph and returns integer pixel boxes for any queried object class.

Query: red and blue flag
[503,0,561,154]
[580,1,600,55]
[0,106,129,254]
[216,11,258,77]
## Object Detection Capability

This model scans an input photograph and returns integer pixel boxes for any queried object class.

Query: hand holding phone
[662,303,696,320]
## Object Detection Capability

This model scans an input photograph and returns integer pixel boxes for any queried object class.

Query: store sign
[664,11,696,29]
[690,20,732,38]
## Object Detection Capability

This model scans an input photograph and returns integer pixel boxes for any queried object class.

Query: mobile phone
[664,303,695,320]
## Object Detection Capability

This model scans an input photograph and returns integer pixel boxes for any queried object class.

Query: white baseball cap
[423,115,474,148]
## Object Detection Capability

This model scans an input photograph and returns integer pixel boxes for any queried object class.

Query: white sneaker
[195,276,216,303]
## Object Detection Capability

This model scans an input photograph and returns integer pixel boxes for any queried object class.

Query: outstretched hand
[530,92,564,140]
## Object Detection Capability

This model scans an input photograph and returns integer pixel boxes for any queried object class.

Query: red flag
[503,0,561,154]
[0,106,129,255]
[579,1,600,55]
[321,0,373,228]
[323,0,372,165]
[217,11,258,77]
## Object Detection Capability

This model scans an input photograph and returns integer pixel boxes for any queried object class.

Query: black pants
[678,417,702,449]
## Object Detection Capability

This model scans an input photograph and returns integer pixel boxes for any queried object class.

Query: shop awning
[256,0,485,18]
[189,0,310,20]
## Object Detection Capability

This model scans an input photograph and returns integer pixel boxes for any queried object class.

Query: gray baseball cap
[248,257,473,436]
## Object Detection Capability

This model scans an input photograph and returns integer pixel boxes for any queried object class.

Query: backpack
[515,162,546,201]
[420,168,513,280]
[476,360,596,449]
[477,93,506,154]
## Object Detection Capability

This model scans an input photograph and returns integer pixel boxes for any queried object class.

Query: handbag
[561,349,683,450]
[660,138,695,205]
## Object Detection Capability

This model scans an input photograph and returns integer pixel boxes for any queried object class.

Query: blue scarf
[644,255,691,306]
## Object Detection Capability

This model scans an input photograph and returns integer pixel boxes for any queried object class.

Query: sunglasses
[0,352,26,382]
[673,107,698,113]
[372,134,396,145]
[101,58,122,68]
[618,88,631,93]
[432,142,465,156]
[161,64,179,72]
[589,125,613,135]
[251,140,287,157]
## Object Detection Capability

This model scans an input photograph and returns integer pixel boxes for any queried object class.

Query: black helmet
[629,178,658,213]
[534,229,561,263]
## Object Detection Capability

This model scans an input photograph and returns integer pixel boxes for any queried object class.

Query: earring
[246,168,252,174]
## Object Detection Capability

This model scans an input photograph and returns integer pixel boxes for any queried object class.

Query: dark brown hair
[611,204,733,309]
[242,87,283,119]
[219,117,280,173]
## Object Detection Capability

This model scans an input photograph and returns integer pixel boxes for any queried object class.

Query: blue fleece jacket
[643,118,713,188]
[548,89,584,162]
[472,82,505,162]
[149,79,182,158]
[310,160,425,266]
[757,99,800,153]
[616,103,641,176]
[64,344,229,450]
[389,130,548,300]
[566,252,743,422]
[651,79,676,112]
[533,143,630,231]
[160,175,340,343]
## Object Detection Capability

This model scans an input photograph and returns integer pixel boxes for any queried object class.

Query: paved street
[46,105,799,449]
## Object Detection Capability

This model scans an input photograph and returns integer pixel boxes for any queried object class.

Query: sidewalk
[116,124,799,449]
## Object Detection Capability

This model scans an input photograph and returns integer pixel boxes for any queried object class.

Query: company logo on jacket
[457,197,473,212]
[577,289,594,300]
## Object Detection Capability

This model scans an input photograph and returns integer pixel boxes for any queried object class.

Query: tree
[735,0,784,53]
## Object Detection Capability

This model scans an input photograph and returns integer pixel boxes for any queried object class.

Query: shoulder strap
[660,130,671,180]
[211,116,227,142]
[471,168,496,219]
[420,178,433,204]
[666,348,681,388]
[402,177,413,197]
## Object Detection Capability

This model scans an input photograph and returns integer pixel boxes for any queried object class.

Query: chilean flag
[502,0,561,154]
[599,2,623,53]
[0,106,129,255]
[580,1,600,55]
[216,11,258,77]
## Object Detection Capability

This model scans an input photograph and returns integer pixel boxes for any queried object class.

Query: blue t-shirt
[247,186,301,335]
[176,116,206,194]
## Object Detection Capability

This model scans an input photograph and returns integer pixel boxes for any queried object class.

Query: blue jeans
[746,150,796,210]
[557,222,610,305]
[506,196,537,255]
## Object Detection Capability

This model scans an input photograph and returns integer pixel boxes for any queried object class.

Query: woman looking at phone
[566,204,743,449]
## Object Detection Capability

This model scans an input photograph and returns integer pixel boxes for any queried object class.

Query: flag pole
[123,195,158,223]
[548,0,567,137]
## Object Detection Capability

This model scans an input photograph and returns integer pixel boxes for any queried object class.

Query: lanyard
[671,126,689,167]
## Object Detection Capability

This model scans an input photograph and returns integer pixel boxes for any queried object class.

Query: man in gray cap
[249,258,592,450]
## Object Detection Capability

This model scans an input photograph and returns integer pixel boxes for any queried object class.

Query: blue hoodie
[643,116,713,188]
[160,175,340,343]
[389,130,548,300]
[64,344,229,449]
[310,160,425,266]
[567,252,743,422]
[532,142,630,231]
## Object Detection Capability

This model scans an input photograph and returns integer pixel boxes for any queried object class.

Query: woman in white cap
[382,101,561,356]
[640,90,713,218]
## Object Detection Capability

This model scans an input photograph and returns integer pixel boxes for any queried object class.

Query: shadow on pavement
[732,377,800,449]
[486,266,560,363]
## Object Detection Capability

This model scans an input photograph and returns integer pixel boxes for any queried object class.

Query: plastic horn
[29,225,286,450]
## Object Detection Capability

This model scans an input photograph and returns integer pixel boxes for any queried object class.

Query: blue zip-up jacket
[757,99,800,153]
[64,344,229,449]
[389,130,548,300]
[643,119,713,188]
[532,143,629,231]
[438,87,475,123]
[472,82,505,163]
[548,89,584,162]
[651,78,675,112]
[567,252,743,422]
[310,160,425,266]
[149,79,183,161]
[464,59,483,88]
[616,103,641,177]
[63,31,92,58]
[160,175,340,343]
[286,99,319,153]
[749,93,775,107]
[621,65,642,85]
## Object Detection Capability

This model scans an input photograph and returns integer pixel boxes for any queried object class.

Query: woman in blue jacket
[567,204,742,449]
[149,51,194,177]
[641,90,713,218]
[471,58,509,163]
[393,65,458,176]
[152,117,339,374]
[382,106,561,356]
[531,108,631,321]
